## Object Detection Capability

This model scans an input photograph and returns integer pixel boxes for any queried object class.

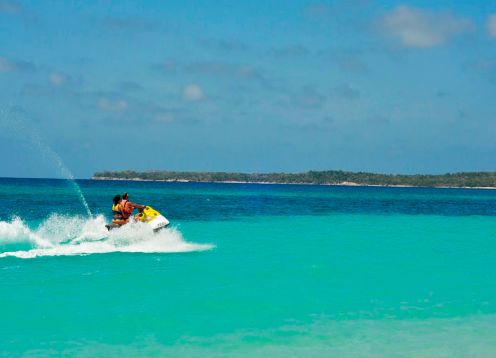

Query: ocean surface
[1,178,496,357]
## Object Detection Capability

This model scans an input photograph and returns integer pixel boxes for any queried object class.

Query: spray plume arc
[0,107,92,217]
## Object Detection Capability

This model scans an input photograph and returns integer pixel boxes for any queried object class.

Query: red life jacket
[120,200,132,219]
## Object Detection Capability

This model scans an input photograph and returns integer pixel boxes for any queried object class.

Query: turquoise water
[1,178,496,356]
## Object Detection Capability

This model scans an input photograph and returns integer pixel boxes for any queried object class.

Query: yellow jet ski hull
[106,206,170,232]
[136,206,170,232]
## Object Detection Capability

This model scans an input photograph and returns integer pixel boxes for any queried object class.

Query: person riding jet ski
[120,192,146,222]
[106,192,146,230]
[111,194,126,226]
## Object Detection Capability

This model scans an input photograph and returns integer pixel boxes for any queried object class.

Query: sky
[0,0,495,178]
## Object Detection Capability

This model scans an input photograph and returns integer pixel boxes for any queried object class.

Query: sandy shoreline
[91,177,496,190]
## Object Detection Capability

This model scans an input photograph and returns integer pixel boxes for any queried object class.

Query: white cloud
[98,98,128,113]
[0,0,22,14]
[0,57,15,72]
[333,84,360,100]
[488,15,496,38]
[155,112,175,123]
[381,6,472,48]
[0,57,36,73]
[48,72,66,86]
[292,86,325,109]
[468,58,495,73]
[183,84,205,101]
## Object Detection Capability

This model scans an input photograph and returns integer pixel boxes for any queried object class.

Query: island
[92,170,496,188]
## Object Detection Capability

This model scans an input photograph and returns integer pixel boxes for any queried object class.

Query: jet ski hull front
[150,214,170,232]
[105,206,170,232]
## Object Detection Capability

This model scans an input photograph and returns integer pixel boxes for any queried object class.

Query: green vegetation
[92,170,496,188]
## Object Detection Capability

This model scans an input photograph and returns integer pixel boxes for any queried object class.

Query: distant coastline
[92,170,496,189]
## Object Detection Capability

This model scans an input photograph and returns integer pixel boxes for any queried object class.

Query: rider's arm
[129,201,146,210]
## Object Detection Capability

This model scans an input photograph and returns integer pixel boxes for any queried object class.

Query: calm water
[1,178,496,357]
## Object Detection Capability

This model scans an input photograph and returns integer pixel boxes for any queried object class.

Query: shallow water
[1,178,495,356]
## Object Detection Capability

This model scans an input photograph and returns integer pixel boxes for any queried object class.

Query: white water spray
[0,107,92,217]
[0,215,214,259]
[29,130,92,217]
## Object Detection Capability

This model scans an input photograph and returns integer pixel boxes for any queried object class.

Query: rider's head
[122,192,129,200]
[113,194,121,205]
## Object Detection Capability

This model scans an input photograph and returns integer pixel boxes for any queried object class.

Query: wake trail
[0,215,213,259]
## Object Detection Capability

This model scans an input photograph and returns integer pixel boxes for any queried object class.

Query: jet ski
[106,206,170,232]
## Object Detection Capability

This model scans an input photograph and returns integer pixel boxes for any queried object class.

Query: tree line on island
[92,170,496,188]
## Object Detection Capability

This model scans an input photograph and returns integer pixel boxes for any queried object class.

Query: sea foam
[0,215,213,259]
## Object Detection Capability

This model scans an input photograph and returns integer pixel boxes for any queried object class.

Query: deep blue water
[2,178,496,222]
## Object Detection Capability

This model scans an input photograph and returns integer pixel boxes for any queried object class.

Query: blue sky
[1,0,495,178]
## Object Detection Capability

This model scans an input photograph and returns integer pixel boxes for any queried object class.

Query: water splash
[0,215,214,259]
[28,128,92,217]
[0,107,92,217]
